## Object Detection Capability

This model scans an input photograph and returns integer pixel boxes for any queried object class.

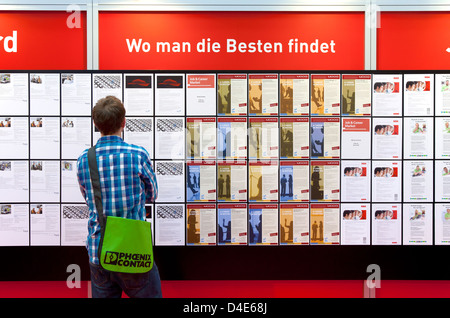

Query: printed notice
[30,204,61,246]
[435,203,450,245]
[310,203,340,245]
[435,74,450,116]
[217,203,248,245]
[403,117,433,159]
[0,117,28,159]
[61,204,89,246]
[62,73,92,116]
[403,160,433,202]
[280,203,309,245]
[155,161,185,203]
[403,203,432,245]
[341,160,371,202]
[187,73,216,116]
[217,161,247,202]
[186,160,216,202]
[310,117,340,159]
[341,203,370,245]
[435,160,450,202]
[0,73,28,116]
[123,117,153,158]
[279,74,309,116]
[154,204,185,246]
[310,74,340,116]
[30,73,60,116]
[62,161,85,203]
[93,73,122,104]
[217,74,247,116]
[310,160,340,202]
[124,73,153,116]
[435,117,450,159]
[404,74,434,116]
[155,117,185,159]
[248,74,278,116]
[249,161,278,202]
[341,74,371,116]
[186,118,216,159]
[372,161,402,202]
[0,204,29,246]
[279,161,309,202]
[372,74,402,116]
[0,161,29,202]
[186,204,216,245]
[280,117,309,159]
[30,161,60,203]
[61,117,91,160]
[341,118,371,159]
[155,74,185,116]
[249,204,278,245]
[372,117,402,159]
[217,117,247,159]
[249,117,279,159]
[372,204,401,245]
[30,117,60,159]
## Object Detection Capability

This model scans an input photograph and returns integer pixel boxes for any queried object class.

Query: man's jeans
[89,262,162,298]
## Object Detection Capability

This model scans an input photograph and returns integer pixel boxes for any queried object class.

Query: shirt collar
[96,135,123,145]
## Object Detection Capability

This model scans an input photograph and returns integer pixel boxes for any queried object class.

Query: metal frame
[1,1,449,70]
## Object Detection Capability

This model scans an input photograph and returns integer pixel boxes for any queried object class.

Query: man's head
[92,96,126,136]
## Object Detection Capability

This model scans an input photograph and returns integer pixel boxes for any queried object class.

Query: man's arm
[140,153,158,203]
[76,157,88,202]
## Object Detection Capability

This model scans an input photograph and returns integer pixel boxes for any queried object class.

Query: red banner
[378,12,450,70]
[0,11,87,70]
[99,11,365,70]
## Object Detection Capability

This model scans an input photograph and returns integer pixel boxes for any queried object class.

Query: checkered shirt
[76,135,158,265]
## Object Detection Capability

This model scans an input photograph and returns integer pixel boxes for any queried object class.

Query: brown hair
[92,96,126,135]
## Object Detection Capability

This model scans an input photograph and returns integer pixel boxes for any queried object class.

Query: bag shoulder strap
[88,147,106,228]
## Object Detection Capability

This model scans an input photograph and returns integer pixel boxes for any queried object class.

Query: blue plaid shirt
[76,135,158,265]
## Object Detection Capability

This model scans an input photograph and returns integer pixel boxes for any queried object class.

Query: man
[77,95,161,298]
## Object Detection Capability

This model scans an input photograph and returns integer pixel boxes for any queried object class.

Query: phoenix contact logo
[104,251,152,268]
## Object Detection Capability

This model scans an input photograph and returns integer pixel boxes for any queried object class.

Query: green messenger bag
[88,147,154,274]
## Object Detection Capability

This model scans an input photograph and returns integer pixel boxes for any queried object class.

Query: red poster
[99,11,365,70]
[0,11,87,70]
[378,12,450,70]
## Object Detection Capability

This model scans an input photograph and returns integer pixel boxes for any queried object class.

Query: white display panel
[2,70,450,248]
